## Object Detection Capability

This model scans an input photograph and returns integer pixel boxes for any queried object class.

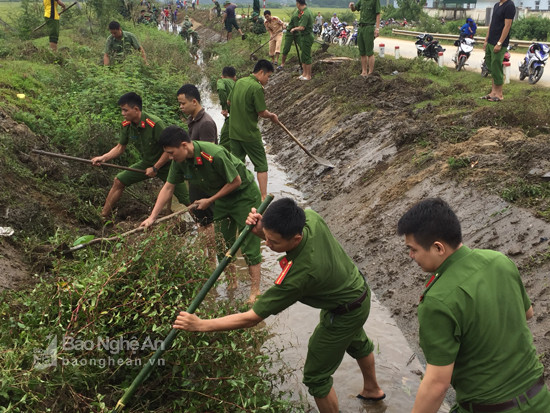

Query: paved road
[374,36,550,87]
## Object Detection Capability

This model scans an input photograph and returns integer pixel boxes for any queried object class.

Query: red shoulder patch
[196,156,203,165]
[200,151,214,163]
[121,120,131,127]
[145,118,155,128]
[275,260,292,285]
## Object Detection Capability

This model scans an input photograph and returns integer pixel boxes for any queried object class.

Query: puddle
[196,57,449,413]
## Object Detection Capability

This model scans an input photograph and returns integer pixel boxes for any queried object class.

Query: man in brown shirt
[177,84,219,264]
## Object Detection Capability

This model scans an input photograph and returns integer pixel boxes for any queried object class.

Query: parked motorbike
[518,43,549,85]
[415,33,445,62]
[321,23,337,44]
[346,27,358,46]
[453,35,475,71]
[334,22,350,46]
[313,23,322,37]
[481,43,516,77]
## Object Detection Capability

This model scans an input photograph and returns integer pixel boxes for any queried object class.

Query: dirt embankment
[261,60,550,377]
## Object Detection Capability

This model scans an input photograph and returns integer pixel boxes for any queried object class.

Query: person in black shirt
[482,0,515,102]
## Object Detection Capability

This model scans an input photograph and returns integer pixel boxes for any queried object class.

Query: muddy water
[197,67,449,413]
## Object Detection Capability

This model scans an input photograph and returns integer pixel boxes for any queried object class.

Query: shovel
[31,149,147,174]
[278,121,334,169]
[32,1,81,32]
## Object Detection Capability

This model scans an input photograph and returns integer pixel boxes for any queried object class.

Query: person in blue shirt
[460,17,477,38]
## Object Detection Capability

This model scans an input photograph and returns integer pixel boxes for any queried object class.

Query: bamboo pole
[112,194,274,412]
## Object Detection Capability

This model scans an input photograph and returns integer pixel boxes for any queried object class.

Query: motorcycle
[321,23,337,44]
[313,23,322,37]
[346,27,358,46]
[334,22,350,46]
[481,43,516,77]
[453,35,475,71]
[518,43,549,85]
[415,33,445,63]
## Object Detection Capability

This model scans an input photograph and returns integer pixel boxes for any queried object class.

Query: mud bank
[261,62,550,380]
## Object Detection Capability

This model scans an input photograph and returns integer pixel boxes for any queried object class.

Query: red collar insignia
[196,156,203,165]
[140,121,145,128]
[419,274,437,302]
[275,259,292,285]
[298,10,304,18]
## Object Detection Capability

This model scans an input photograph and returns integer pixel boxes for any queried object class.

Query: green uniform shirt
[228,74,266,143]
[418,246,543,404]
[354,0,381,25]
[287,9,299,31]
[104,31,141,57]
[253,209,367,319]
[296,7,314,37]
[166,141,255,197]
[118,111,165,166]
[216,77,235,112]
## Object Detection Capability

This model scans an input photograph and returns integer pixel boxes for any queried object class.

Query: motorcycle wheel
[481,64,489,77]
[529,66,544,84]
[519,63,527,81]
[332,36,339,44]
[417,50,422,58]
[456,55,467,71]
[339,37,346,46]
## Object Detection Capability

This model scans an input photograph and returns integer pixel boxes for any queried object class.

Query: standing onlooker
[290,0,314,81]
[397,198,550,412]
[349,0,381,77]
[43,0,66,52]
[217,66,237,152]
[223,1,246,41]
[330,12,340,30]
[228,60,279,200]
[264,10,284,66]
[103,21,147,65]
[277,8,299,71]
[315,11,323,27]
[482,0,515,102]
[191,0,196,10]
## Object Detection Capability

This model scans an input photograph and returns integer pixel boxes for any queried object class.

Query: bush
[510,16,550,41]
[0,225,301,412]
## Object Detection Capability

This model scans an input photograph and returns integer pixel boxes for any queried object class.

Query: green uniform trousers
[282,32,295,56]
[484,43,506,86]
[451,382,550,412]
[116,161,190,206]
[214,183,262,266]
[219,117,231,152]
[303,289,374,398]
[298,33,314,65]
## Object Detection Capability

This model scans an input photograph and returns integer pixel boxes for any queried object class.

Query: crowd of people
[38,0,550,411]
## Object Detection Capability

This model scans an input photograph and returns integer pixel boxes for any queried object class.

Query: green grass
[0,1,20,21]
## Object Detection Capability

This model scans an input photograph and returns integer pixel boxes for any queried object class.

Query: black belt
[459,377,545,412]
[331,289,368,315]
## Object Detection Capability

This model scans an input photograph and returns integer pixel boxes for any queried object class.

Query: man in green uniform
[252,0,260,15]
[43,0,66,51]
[216,66,237,152]
[91,92,189,219]
[250,12,266,34]
[397,198,550,413]
[349,0,381,77]
[140,126,263,303]
[172,198,386,413]
[228,59,278,200]
[277,7,299,71]
[103,21,147,65]
[289,0,314,80]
